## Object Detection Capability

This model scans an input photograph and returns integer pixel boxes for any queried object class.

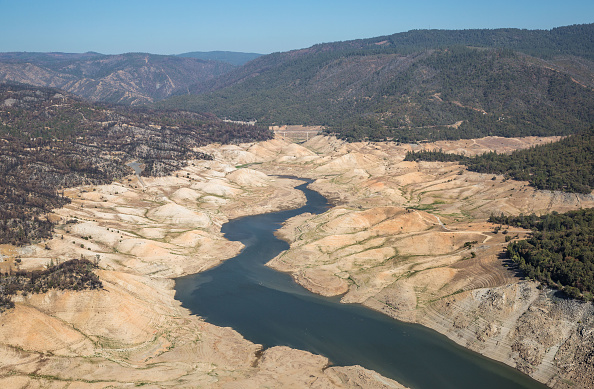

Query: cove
[174,179,549,389]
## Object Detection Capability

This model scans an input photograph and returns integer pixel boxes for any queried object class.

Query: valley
[0,134,592,388]
[0,52,236,105]
[1,22,593,389]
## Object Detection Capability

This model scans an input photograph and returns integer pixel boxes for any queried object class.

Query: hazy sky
[1,0,592,55]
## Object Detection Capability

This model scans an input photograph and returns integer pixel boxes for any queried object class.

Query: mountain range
[177,51,262,66]
[159,23,594,141]
[0,52,235,105]
[1,24,593,142]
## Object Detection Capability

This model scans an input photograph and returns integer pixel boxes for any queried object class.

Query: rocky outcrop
[416,283,594,388]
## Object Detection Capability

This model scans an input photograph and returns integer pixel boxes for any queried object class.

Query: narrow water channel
[174,180,548,389]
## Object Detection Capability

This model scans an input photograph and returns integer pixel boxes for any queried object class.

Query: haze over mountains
[0,52,236,105]
[177,51,262,66]
[0,51,264,106]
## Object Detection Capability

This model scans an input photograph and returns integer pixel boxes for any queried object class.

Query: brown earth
[271,125,323,142]
[0,153,406,388]
[211,135,592,389]
[2,134,593,388]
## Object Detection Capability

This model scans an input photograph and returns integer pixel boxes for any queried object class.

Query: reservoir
[175,179,548,389]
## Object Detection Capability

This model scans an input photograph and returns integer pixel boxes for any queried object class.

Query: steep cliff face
[0,52,234,104]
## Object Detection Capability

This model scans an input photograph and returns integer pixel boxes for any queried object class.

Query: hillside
[177,51,262,66]
[0,52,235,105]
[404,129,594,193]
[191,135,594,388]
[160,24,594,141]
[0,83,272,245]
[489,208,594,300]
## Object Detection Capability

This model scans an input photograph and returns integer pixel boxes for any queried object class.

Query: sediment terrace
[1,135,592,388]
[0,155,405,388]
[202,135,594,388]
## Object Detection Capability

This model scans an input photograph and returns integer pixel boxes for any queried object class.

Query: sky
[1,0,592,55]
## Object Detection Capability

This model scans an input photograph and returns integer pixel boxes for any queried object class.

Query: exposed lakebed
[175,179,548,389]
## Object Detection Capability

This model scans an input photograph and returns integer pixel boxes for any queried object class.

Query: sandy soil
[226,135,593,389]
[2,134,593,388]
[0,153,406,388]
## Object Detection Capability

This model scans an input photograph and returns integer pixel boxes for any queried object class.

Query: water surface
[175,180,548,389]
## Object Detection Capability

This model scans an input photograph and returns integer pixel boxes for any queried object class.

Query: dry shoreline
[1,135,593,388]
[255,136,594,389]
[0,150,407,388]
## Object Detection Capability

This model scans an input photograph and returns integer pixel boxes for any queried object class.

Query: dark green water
[174,180,549,389]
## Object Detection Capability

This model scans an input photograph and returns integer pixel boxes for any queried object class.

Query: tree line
[489,209,594,300]
[404,129,594,194]
[0,258,102,312]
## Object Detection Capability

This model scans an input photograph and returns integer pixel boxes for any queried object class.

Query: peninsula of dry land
[1,135,593,388]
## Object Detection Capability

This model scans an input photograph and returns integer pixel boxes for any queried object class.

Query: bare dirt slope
[0,155,406,388]
[2,135,592,388]
[199,135,593,389]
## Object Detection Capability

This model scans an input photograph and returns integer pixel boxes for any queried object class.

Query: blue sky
[1,0,592,55]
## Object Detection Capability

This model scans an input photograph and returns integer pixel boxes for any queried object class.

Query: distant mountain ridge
[0,52,235,105]
[177,51,262,66]
[1,24,593,142]
[159,23,594,141]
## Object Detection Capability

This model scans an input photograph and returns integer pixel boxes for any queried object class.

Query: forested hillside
[177,51,262,66]
[404,129,594,193]
[0,83,272,245]
[160,24,594,142]
[489,208,594,300]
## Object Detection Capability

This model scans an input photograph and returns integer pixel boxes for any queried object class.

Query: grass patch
[235,162,263,169]
[406,204,435,211]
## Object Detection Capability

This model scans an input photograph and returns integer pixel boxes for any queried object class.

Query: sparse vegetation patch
[0,83,273,245]
[0,258,102,312]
